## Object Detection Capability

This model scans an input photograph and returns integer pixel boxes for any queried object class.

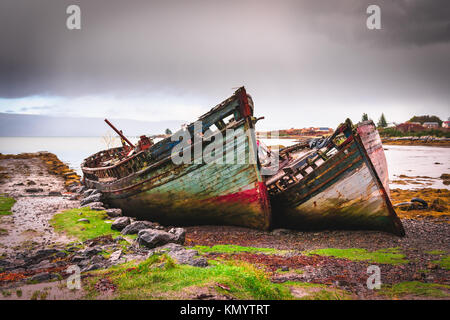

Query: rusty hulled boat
[81,87,271,229]
[266,119,405,236]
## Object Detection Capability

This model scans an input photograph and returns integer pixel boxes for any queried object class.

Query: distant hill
[0,113,184,137]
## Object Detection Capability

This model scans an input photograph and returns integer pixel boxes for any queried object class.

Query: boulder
[81,201,104,208]
[90,206,107,211]
[82,189,96,198]
[80,193,103,206]
[137,229,177,249]
[121,221,155,235]
[109,250,122,262]
[147,243,208,267]
[168,227,186,245]
[77,218,90,224]
[111,217,131,231]
[168,249,208,267]
[105,208,122,218]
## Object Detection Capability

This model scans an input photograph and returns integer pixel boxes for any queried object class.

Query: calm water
[0,137,448,189]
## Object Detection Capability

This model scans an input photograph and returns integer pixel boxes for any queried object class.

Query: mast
[104,118,135,148]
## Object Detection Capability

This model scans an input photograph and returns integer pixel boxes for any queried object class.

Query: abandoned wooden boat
[266,119,405,236]
[81,87,271,230]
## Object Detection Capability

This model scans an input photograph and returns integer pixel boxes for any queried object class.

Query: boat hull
[270,132,405,235]
[82,87,271,230]
[357,121,390,196]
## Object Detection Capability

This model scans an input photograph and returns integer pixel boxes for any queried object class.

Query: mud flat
[0,153,81,255]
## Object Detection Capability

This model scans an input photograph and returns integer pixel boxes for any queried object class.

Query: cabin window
[222,113,235,125]
[315,158,325,167]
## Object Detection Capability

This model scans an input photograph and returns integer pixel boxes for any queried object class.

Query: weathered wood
[269,120,405,236]
[82,87,271,230]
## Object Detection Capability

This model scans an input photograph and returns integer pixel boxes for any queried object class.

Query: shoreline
[0,152,449,300]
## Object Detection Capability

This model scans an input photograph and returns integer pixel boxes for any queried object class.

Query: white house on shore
[423,122,439,129]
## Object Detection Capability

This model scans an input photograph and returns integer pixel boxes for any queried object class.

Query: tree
[361,113,369,121]
[408,115,442,126]
[377,113,387,128]
[165,128,172,135]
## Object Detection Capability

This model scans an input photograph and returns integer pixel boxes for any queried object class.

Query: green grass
[50,207,122,241]
[192,244,284,255]
[379,281,450,298]
[84,254,293,300]
[0,195,15,216]
[426,250,446,255]
[432,255,450,270]
[305,247,408,265]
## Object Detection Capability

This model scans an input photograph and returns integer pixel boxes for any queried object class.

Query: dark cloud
[0,0,448,127]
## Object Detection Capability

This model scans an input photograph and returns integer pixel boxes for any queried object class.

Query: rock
[90,206,106,211]
[80,246,102,257]
[25,187,44,193]
[168,248,208,267]
[75,186,86,194]
[81,263,102,273]
[25,249,61,265]
[114,236,126,243]
[48,191,62,196]
[121,221,155,235]
[71,255,86,263]
[430,198,446,212]
[80,193,103,206]
[82,189,96,198]
[147,243,208,267]
[68,194,79,200]
[168,227,186,245]
[81,201,104,208]
[29,272,58,283]
[111,217,131,231]
[281,266,289,272]
[77,218,90,223]
[84,235,114,246]
[106,208,122,218]
[148,243,184,255]
[109,250,122,262]
[137,229,177,249]
[271,228,292,236]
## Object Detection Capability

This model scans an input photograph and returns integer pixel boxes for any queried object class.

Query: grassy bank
[0,195,15,216]
[305,248,408,265]
[50,207,122,241]
[83,252,352,300]
[379,281,450,299]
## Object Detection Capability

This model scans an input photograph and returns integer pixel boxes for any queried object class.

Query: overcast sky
[0,0,449,130]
